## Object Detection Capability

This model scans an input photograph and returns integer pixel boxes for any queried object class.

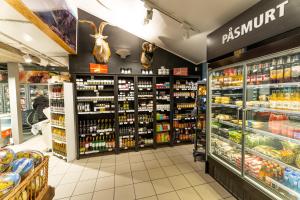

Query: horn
[99,21,109,35]
[142,42,148,51]
[79,20,97,34]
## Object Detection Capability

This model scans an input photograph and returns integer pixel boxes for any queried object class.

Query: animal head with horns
[79,20,111,64]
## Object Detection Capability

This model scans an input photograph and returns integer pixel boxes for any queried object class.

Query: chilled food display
[211,67,243,88]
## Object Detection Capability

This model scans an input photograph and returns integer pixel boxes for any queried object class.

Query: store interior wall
[69,9,202,76]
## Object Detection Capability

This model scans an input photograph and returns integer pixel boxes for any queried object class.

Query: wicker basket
[3,156,50,200]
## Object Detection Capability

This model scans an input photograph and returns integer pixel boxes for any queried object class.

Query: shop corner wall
[69,9,202,77]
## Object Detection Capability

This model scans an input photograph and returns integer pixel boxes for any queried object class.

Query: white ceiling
[0,1,69,66]
[76,0,259,64]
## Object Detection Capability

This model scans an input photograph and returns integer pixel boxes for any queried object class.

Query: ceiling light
[23,34,33,42]
[181,22,191,39]
[144,8,153,25]
[23,54,32,63]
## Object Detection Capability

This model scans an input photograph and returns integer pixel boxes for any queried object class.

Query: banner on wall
[207,0,300,61]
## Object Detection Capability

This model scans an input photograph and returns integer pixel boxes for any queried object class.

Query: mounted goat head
[141,42,157,69]
[79,20,111,64]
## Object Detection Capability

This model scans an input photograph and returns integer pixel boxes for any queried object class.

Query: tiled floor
[48,144,236,200]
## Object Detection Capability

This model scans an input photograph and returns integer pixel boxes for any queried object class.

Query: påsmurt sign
[207,0,300,60]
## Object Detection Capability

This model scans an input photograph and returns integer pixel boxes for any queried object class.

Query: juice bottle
[291,54,300,82]
[283,88,290,110]
[276,57,284,83]
[284,56,292,83]
[270,90,277,109]
[256,64,263,85]
[277,89,284,109]
[247,65,252,85]
[263,62,271,84]
[271,59,277,83]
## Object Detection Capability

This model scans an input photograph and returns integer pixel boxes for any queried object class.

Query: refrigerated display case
[0,83,10,114]
[207,48,300,200]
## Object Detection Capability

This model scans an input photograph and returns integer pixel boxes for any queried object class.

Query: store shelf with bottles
[173,77,199,143]
[49,82,76,162]
[75,75,116,156]
[137,77,154,148]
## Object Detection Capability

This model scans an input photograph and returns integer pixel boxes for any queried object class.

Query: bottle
[251,65,257,85]
[284,56,292,83]
[247,66,252,85]
[263,62,271,84]
[276,57,284,83]
[291,54,300,82]
[256,64,263,85]
[271,59,277,83]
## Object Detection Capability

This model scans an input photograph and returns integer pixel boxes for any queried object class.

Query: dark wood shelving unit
[73,74,200,158]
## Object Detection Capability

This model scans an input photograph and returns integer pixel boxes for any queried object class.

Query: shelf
[173,117,196,121]
[212,133,242,148]
[265,176,300,199]
[211,86,243,90]
[77,89,114,92]
[247,82,300,89]
[50,97,64,100]
[156,118,170,121]
[138,88,152,91]
[51,124,65,129]
[77,96,114,100]
[138,131,153,135]
[245,147,300,173]
[139,144,154,148]
[119,110,135,113]
[175,127,196,131]
[80,149,114,155]
[175,96,195,99]
[138,109,153,112]
[118,99,135,101]
[139,121,152,124]
[212,118,241,128]
[79,132,114,137]
[156,109,170,112]
[0,113,10,118]
[176,107,194,110]
[119,135,135,138]
[119,89,134,91]
[53,152,67,160]
[78,111,114,114]
[246,127,300,145]
[50,111,65,114]
[246,107,300,116]
[156,130,170,133]
[52,138,66,144]
[120,121,134,125]
[174,88,196,91]
[156,88,170,90]
[212,103,241,109]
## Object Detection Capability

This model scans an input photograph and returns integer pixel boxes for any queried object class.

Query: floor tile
[139,196,158,200]
[209,182,232,198]
[73,179,96,196]
[194,184,222,200]
[157,192,180,200]
[115,172,133,187]
[199,172,215,183]
[68,164,85,173]
[183,172,207,186]
[92,188,114,200]
[60,172,82,184]
[175,163,195,174]
[168,175,191,190]
[140,149,154,155]
[115,185,135,200]
[94,176,114,191]
[85,162,101,170]
[98,166,115,178]
[48,174,64,187]
[162,166,181,177]
[152,178,174,194]
[145,159,160,169]
[129,155,143,163]
[54,182,77,199]
[134,181,156,199]
[80,169,98,181]
[142,153,156,161]
[170,156,186,164]
[70,193,93,200]
[158,158,173,167]
[154,152,168,159]
[115,163,131,174]
[224,196,237,200]
[176,187,202,200]
[148,167,167,180]
[132,170,150,183]
[87,156,102,162]
[131,162,147,172]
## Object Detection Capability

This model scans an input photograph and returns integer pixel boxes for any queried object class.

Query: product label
[271,70,277,80]
[284,68,291,79]
[292,65,300,77]
[276,69,284,80]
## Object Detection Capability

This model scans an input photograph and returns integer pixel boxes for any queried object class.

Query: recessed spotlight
[23,54,32,63]
[23,34,33,42]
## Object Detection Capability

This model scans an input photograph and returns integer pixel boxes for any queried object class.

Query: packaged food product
[9,158,34,179]
[0,172,20,198]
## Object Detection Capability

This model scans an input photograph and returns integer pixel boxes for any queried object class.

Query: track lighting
[23,54,32,63]
[144,1,153,25]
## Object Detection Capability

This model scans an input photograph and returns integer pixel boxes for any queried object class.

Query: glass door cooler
[208,49,300,200]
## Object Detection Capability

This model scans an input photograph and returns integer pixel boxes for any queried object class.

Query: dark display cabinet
[74,74,200,158]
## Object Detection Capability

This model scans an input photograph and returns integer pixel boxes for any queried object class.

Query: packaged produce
[0,172,20,198]
[0,149,16,173]
[9,158,34,179]
[16,150,44,167]
[279,150,295,164]
[281,141,300,153]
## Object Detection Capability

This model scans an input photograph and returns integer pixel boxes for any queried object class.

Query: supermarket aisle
[48,144,236,200]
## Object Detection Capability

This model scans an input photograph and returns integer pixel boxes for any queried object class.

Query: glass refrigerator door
[244,52,300,200]
[209,65,244,173]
